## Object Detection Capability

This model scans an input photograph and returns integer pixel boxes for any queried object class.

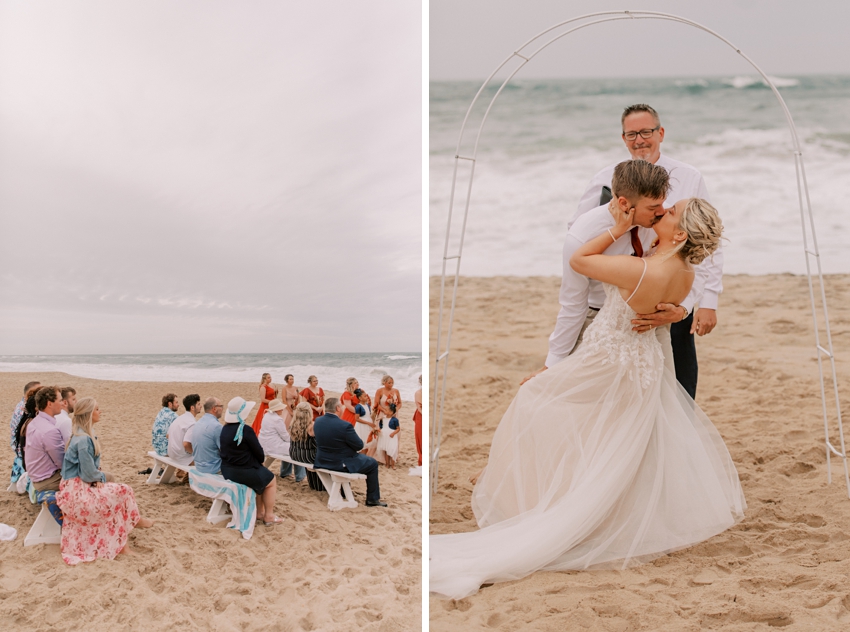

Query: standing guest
[253,373,277,434]
[152,393,179,457]
[299,375,325,420]
[314,398,386,507]
[353,389,376,450]
[340,378,360,426]
[289,402,323,492]
[167,394,201,467]
[192,397,225,474]
[259,399,305,482]
[55,387,77,444]
[373,375,402,466]
[221,397,282,526]
[413,375,423,468]
[9,381,40,484]
[57,397,155,564]
[281,374,299,430]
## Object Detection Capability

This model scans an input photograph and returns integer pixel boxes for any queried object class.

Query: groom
[522,159,684,385]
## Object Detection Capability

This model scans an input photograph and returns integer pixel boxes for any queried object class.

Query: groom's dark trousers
[670,314,698,399]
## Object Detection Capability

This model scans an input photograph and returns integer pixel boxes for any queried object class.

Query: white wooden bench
[269,454,366,511]
[24,503,61,546]
[145,451,191,485]
[187,468,256,540]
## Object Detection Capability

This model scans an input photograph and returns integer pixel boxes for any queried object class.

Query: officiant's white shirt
[568,153,723,312]
[545,204,706,369]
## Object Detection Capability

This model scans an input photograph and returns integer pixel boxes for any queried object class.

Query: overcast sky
[431,0,850,79]
[0,1,422,355]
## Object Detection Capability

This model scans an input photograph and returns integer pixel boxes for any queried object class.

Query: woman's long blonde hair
[71,396,101,456]
[290,402,313,442]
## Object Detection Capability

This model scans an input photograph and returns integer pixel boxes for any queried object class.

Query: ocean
[0,352,423,401]
[430,75,850,277]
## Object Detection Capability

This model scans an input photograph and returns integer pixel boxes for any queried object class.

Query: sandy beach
[0,375,421,632]
[430,274,850,631]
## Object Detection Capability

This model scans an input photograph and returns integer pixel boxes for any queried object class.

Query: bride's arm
[569,208,645,290]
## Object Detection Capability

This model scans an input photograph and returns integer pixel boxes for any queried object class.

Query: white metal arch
[431,10,848,500]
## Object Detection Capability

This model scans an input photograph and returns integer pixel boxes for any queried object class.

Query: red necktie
[630,227,643,258]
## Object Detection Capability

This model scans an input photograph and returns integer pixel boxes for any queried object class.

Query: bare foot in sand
[137,517,155,529]
[118,544,138,557]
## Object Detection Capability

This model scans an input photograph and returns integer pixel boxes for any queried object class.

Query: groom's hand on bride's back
[631,303,687,332]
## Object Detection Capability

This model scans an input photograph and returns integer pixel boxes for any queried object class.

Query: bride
[430,195,746,600]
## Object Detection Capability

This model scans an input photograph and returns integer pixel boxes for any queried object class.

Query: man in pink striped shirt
[25,386,66,492]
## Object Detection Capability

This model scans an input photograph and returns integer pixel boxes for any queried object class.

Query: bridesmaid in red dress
[252,373,277,434]
[340,377,360,426]
[299,375,325,420]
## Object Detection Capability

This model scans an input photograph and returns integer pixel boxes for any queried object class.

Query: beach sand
[430,274,850,631]
[0,375,421,632]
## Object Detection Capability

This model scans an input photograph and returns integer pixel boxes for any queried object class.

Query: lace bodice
[578,283,665,389]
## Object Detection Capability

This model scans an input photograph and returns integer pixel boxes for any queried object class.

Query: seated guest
[9,380,41,451]
[314,397,386,507]
[152,393,179,457]
[56,397,154,564]
[167,394,201,467]
[289,402,322,491]
[11,385,40,484]
[55,387,77,444]
[192,397,224,474]
[258,399,305,482]
[25,386,66,493]
[220,397,282,526]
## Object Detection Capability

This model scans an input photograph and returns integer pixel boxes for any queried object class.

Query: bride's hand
[612,206,635,239]
[520,366,547,385]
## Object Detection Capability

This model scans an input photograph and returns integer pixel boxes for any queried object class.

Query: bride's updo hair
[676,198,723,265]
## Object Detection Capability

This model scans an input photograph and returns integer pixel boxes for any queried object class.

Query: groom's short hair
[611,159,670,202]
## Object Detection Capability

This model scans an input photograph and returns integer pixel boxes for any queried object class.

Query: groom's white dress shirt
[567,153,723,312]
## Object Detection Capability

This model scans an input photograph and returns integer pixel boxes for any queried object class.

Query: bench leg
[24,504,61,546]
[207,498,233,524]
[325,479,358,511]
[147,459,178,485]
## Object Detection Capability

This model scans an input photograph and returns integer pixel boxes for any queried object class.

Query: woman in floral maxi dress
[56,397,154,564]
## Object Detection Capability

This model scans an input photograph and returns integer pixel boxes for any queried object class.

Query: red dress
[341,391,358,426]
[252,384,275,433]
[413,407,422,466]
[299,387,325,420]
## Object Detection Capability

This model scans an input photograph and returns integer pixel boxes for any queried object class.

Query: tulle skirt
[430,328,746,599]
[56,477,141,565]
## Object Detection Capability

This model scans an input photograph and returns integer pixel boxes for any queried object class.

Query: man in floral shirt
[152,393,179,456]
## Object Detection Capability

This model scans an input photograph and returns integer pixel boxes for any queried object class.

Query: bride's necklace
[647,248,675,258]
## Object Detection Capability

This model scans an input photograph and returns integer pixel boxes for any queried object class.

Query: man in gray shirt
[191,397,224,474]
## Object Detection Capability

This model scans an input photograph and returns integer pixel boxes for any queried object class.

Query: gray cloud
[0,1,422,354]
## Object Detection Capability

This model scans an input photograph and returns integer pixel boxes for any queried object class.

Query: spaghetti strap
[625,258,648,305]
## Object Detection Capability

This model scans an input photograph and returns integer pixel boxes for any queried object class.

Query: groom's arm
[545,234,593,368]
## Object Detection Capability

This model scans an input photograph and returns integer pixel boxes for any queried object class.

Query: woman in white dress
[430,197,746,600]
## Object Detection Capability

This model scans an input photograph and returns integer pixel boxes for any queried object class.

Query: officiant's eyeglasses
[622,126,660,141]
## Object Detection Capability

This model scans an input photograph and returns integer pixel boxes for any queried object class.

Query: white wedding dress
[430,283,746,600]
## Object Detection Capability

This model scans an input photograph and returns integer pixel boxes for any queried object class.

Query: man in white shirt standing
[168,393,201,467]
[567,104,722,399]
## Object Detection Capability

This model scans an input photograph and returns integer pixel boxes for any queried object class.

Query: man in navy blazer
[313,397,386,507]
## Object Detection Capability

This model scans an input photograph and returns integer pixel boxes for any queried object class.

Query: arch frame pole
[430,10,848,501]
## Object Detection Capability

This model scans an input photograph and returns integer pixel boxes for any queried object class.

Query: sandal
[263,516,284,526]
